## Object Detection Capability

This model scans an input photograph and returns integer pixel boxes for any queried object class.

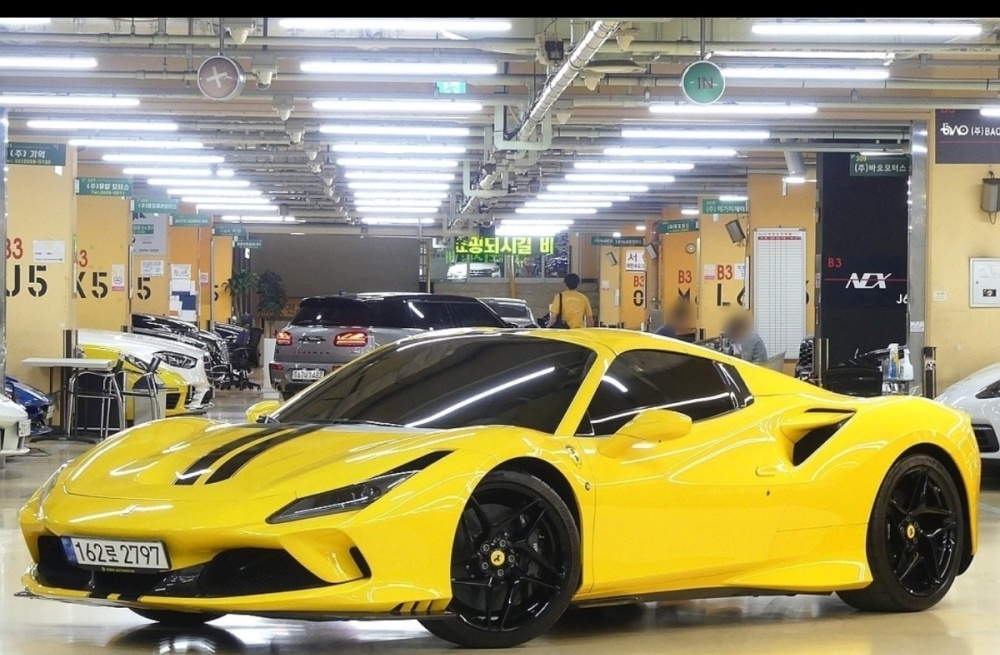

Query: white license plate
[17,419,30,437]
[291,368,325,381]
[62,537,170,572]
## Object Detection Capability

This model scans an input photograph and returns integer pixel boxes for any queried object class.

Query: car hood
[0,393,28,420]
[60,417,485,502]
[937,362,1000,406]
[80,328,207,359]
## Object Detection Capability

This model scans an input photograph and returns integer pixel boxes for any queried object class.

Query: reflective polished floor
[2,391,999,654]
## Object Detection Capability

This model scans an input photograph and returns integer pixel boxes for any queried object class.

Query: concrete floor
[2,390,999,654]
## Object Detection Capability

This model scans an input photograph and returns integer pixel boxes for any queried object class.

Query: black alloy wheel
[130,608,224,626]
[839,454,964,612]
[420,470,580,648]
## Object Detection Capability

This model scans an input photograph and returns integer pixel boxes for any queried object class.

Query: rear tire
[838,454,964,612]
[130,608,224,626]
[419,470,580,648]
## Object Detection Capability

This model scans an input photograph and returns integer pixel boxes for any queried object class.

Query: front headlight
[266,452,451,524]
[976,381,1000,399]
[121,353,151,372]
[154,351,198,369]
[38,462,69,507]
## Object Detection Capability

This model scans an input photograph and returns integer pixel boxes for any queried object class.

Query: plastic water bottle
[899,347,914,382]
[887,344,899,380]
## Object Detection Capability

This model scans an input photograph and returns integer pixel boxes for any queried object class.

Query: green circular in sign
[680,60,725,105]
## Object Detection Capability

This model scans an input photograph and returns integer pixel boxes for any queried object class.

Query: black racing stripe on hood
[203,424,326,485]
[174,424,293,486]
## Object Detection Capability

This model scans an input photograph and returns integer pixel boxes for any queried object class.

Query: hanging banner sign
[936,108,1000,163]
[658,219,700,234]
[213,225,248,238]
[850,154,911,177]
[173,214,211,227]
[234,238,263,249]
[76,177,133,197]
[454,236,556,256]
[131,215,168,255]
[591,236,645,247]
[701,199,748,214]
[133,198,180,214]
[5,142,66,166]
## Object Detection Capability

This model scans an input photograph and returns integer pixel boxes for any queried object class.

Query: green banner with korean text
[591,235,645,246]
[234,238,263,249]
[657,219,700,234]
[454,235,556,256]
[134,198,180,214]
[701,198,748,214]
[849,154,911,177]
[173,214,211,227]
[5,142,66,166]
[76,177,133,197]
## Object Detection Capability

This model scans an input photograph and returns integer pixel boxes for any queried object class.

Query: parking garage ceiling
[0,17,994,234]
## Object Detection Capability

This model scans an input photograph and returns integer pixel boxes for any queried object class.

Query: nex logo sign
[846,273,891,290]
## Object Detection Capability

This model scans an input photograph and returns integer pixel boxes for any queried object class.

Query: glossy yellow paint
[77,344,190,417]
[20,329,980,618]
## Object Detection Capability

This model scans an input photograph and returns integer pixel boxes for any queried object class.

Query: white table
[21,358,116,436]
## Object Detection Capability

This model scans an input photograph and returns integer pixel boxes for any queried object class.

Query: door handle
[755,465,779,477]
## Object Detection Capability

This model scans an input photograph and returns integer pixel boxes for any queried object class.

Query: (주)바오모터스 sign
[936,109,1000,163]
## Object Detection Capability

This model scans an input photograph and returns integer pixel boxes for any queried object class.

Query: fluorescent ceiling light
[336,157,458,169]
[353,191,448,199]
[321,124,470,137]
[168,188,262,197]
[123,168,211,177]
[548,183,649,193]
[197,204,279,213]
[70,138,203,149]
[147,178,249,187]
[712,49,893,60]
[501,219,574,226]
[783,176,807,184]
[216,169,236,177]
[330,143,466,155]
[355,206,440,214]
[621,128,770,140]
[650,103,817,116]
[574,161,695,172]
[184,196,271,205]
[0,56,96,69]
[28,119,178,132]
[565,173,675,184]
[718,194,748,202]
[981,108,1000,118]
[361,217,437,225]
[0,95,139,107]
[524,201,613,209]
[348,181,450,191]
[604,147,737,158]
[303,61,496,76]
[515,207,599,215]
[495,225,565,237]
[859,150,906,157]
[0,18,51,25]
[536,194,629,202]
[314,99,482,113]
[722,66,890,80]
[681,208,699,216]
[344,171,455,181]
[280,18,511,32]
[635,225,646,232]
[355,200,442,208]
[220,215,298,223]
[752,21,982,38]
[612,232,622,238]
[103,153,224,164]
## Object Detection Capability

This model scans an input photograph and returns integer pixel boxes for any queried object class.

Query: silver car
[271,293,508,399]
[480,297,537,328]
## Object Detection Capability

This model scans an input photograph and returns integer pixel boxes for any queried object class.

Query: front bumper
[937,397,1000,459]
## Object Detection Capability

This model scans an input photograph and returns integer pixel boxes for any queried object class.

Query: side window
[375,301,412,329]
[448,301,507,327]
[582,350,738,436]
[407,301,453,330]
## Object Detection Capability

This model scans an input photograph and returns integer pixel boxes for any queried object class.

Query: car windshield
[275,333,595,433]
[487,301,530,319]
[291,298,374,327]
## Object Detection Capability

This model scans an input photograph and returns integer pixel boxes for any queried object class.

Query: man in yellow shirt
[547,273,594,329]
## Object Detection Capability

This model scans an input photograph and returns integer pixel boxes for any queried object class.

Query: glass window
[406,300,453,330]
[448,301,508,328]
[276,334,596,433]
[485,300,530,319]
[375,300,412,329]
[291,298,373,327]
[582,350,738,436]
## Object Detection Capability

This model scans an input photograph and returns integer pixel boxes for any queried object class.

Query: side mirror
[599,409,692,457]
[246,399,281,424]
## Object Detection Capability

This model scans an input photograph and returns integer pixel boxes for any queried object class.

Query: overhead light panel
[320,124,470,137]
[722,66,890,80]
[537,194,630,202]
[348,181,450,191]
[215,169,236,177]
[330,143,466,155]
[344,170,454,181]
[168,188,262,197]
[574,161,695,172]
[354,199,442,208]
[302,61,497,76]
[314,99,483,113]
[280,18,511,32]
[501,219,574,226]
[681,208,700,216]
[604,147,737,158]
[220,216,299,223]
[718,194,748,202]
[495,225,566,237]
[783,176,808,184]
[565,173,675,184]
[524,201,613,209]
[621,128,770,140]
[515,207,599,215]
[752,21,983,38]
[353,191,448,199]
[548,183,649,193]
[0,95,140,107]
[70,138,203,149]
[146,178,250,187]
[650,103,817,116]
[29,119,179,132]
[361,217,438,225]
[197,204,279,213]
[103,153,225,164]
[713,49,894,60]
[184,196,271,204]
[0,56,96,69]
[355,206,440,214]
[0,18,51,25]
[123,168,212,177]
[336,157,458,169]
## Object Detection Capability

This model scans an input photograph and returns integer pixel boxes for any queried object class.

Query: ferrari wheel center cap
[906,523,917,540]
[490,550,506,567]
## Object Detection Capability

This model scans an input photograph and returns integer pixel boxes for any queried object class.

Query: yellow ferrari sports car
[19,329,979,648]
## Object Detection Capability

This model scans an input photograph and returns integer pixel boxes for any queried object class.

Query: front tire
[420,470,580,648]
[130,608,224,626]
[838,454,964,612]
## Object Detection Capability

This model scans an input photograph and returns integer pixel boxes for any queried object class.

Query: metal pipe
[513,20,621,141]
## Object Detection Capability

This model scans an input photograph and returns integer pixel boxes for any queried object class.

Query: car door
[581,349,789,596]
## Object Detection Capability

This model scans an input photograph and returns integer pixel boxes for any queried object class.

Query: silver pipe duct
[512,20,620,142]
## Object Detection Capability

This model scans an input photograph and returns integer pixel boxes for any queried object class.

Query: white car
[0,393,31,460]
[78,329,213,412]
[936,363,1000,459]
[447,262,501,280]
[480,297,537,328]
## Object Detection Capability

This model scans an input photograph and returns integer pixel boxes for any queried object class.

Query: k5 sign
[936,109,1000,163]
